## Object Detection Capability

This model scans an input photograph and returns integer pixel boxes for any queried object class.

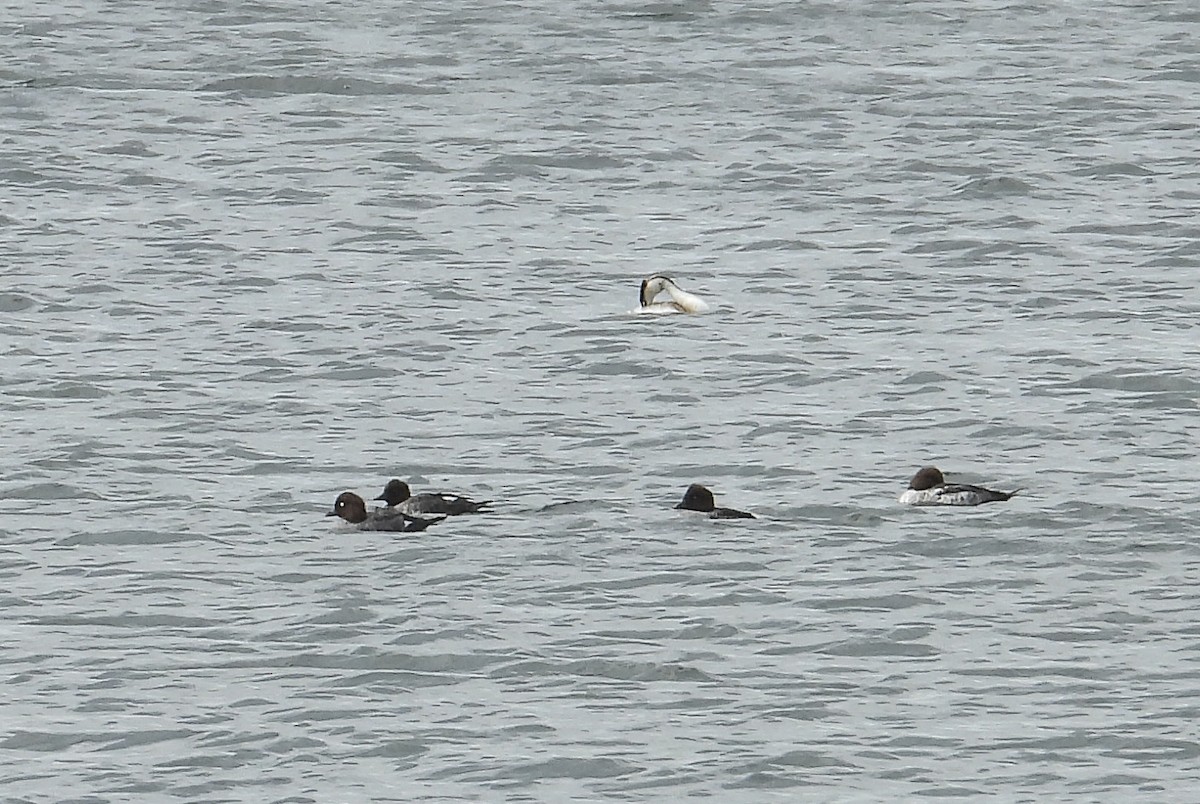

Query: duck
[898,466,1018,506]
[374,478,491,516]
[327,491,446,532]
[675,483,755,519]
[637,275,710,314]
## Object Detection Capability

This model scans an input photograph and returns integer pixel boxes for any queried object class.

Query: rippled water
[3,0,1200,800]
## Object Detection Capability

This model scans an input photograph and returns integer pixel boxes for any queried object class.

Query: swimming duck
[675,483,755,519]
[898,466,1018,506]
[327,491,445,531]
[374,479,491,516]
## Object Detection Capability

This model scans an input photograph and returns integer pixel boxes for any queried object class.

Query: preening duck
[637,275,709,314]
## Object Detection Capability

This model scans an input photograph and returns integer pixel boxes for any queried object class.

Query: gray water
[3,0,1200,800]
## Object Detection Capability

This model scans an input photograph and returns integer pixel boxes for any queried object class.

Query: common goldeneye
[374,479,491,516]
[637,275,710,314]
[675,483,755,519]
[327,491,445,532]
[898,466,1018,506]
